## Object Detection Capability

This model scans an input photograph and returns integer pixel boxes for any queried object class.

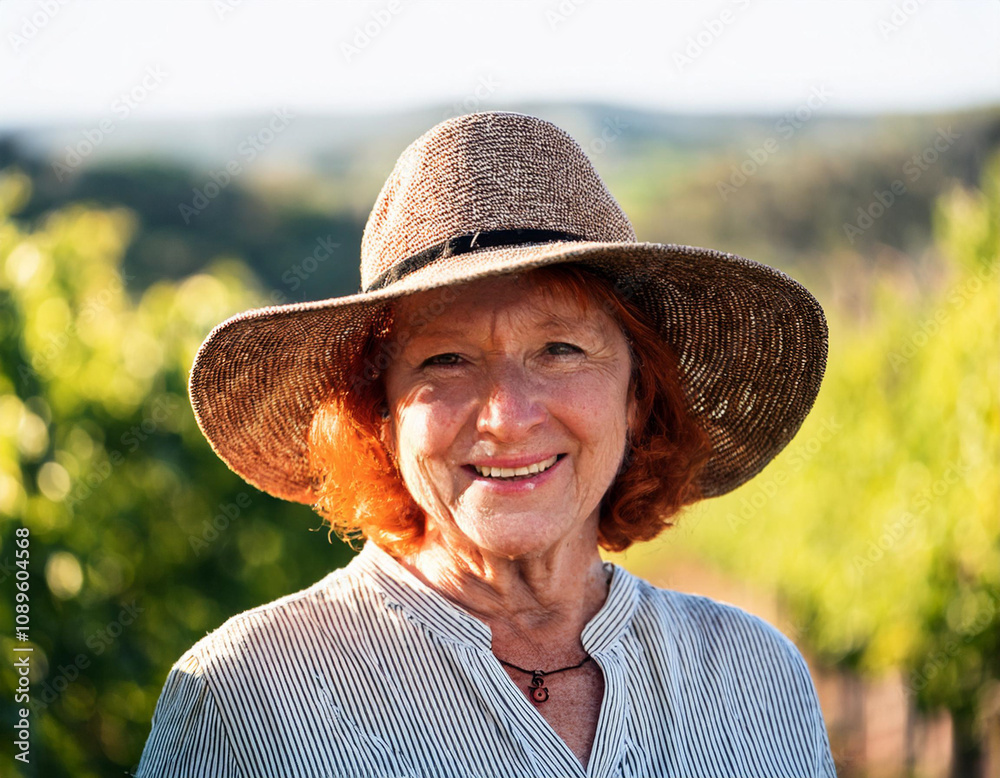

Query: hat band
[363,228,586,292]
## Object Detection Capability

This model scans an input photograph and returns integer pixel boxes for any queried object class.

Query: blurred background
[0,1,997,776]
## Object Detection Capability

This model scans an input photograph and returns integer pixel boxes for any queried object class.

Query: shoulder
[138,566,383,775]
[634,576,802,656]
[631,576,815,692]
[180,564,367,676]
[613,573,836,774]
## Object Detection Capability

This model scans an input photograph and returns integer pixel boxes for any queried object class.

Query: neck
[395,518,611,662]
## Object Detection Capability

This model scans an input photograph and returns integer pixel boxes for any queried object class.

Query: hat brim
[189,240,828,504]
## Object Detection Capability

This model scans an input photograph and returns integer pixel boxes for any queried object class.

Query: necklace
[498,656,592,704]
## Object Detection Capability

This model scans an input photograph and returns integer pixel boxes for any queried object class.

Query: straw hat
[189,111,828,505]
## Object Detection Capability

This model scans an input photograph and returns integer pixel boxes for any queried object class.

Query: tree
[0,168,352,777]
[632,153,999,774]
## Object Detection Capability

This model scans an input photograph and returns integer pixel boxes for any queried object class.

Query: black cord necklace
[498,656,593,704]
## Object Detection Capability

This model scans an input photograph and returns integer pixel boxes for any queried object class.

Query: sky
[1,0,998,127]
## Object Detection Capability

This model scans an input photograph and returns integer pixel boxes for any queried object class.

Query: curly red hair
[307,263,713,555]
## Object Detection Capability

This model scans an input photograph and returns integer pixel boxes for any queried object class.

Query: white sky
[1,0,998,126]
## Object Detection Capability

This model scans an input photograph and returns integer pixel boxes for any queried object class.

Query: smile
[471,455,561,480]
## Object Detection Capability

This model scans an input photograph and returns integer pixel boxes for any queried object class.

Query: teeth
[474,455,558,479]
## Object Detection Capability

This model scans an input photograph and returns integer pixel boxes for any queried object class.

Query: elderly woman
[137,112,836,777]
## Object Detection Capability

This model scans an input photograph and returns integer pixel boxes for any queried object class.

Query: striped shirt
[135,540,837,777]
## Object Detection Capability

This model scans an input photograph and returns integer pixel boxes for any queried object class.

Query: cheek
[556,374,630,439]
[392,401,471,517]
[559,382,631,482]
[394,395,467,465]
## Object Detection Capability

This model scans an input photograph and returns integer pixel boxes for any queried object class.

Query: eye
[545,342,583,356]
[420,353,463,368]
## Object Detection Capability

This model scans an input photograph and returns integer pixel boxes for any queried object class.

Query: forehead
[389,274,616,340]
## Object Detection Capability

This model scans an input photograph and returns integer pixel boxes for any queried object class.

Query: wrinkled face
[382,274,636,559]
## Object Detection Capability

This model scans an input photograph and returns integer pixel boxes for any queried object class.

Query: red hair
[308,263,713,555]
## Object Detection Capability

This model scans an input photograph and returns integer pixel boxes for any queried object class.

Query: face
[381,274,636,560]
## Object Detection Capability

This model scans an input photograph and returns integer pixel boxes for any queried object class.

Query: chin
[459,515,574,559]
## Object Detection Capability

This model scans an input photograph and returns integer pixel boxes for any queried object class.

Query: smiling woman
[384,274,633,559]
[137,111,835,777]
[308,263,712,560]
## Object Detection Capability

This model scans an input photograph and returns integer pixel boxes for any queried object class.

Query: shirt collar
[349,540,639,655]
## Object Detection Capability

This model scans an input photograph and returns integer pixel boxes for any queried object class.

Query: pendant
[529,671,549,704]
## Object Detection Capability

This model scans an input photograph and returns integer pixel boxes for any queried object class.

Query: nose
[475,363,547,441]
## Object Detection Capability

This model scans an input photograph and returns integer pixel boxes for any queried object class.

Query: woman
[137,111,836,777]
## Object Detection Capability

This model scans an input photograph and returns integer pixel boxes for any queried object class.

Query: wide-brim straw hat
[189,111,828,505]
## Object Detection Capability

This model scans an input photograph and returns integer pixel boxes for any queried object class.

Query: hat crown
[360,112,636,289]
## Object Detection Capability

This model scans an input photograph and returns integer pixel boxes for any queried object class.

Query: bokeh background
[0,1,997,776]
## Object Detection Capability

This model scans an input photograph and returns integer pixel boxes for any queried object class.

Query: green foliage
[0,168,353,777]
[0,133,997,774]
[628,153,1000,756]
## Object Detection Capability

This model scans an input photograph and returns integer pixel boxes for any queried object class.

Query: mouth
[467,454,565,481]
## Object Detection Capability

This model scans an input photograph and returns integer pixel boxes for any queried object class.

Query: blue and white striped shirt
[135,540,837,777]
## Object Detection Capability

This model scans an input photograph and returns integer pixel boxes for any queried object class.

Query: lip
[466,453,564,470]
[462,454,566,491]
